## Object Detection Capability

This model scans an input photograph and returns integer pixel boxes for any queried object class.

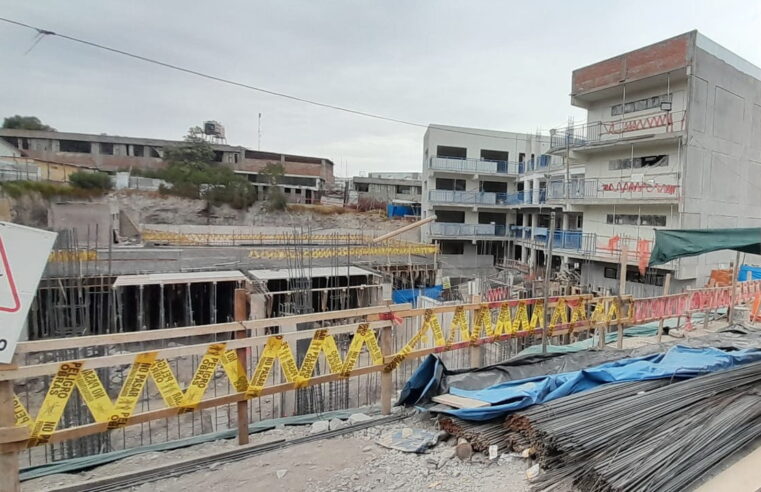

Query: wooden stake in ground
[729,252,741,324]
[0,372,20,492]
[380,324,393,415]
[616,247,628,349]
[234,288,250,445]
[656,274,672,343]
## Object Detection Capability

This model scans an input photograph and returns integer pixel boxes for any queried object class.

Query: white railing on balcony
[429,222,509,238]
[549,110,687,150]
[428,190,546,206]
[547,175,679,201]
[429,157,520,175]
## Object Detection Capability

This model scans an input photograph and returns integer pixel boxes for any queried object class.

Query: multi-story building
[352,172,422,203]
[421,124,566,267]
[543,31,761,295]
[0,129,334,203]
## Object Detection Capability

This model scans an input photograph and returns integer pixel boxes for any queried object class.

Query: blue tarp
[739,264,761,281]
[392,285,442,305]
[387,203,420,218]
[401,345,761,421]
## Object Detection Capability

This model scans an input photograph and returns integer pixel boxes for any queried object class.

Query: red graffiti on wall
[602,112,674,135]
[601,182,679,195]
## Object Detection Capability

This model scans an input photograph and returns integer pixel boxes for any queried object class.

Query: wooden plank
[0,380,19,491]
[15,303,411,353]
[0,320,392,381]
[432,394,490,409]
[234,288,249,446]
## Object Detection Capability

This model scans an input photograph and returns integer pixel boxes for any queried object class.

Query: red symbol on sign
[0,237,20,313]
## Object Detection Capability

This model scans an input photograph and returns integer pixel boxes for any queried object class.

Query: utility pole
[542,210,556,354]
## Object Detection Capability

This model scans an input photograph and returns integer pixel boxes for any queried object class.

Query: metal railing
[549,110,687,151]
[429,156,520,175]
[547,176,679,202]
[428,189,546,206]
[430,222,510,238]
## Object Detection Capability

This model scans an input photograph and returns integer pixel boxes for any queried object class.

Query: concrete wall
[678,36,761,284]
[48,201,118,246]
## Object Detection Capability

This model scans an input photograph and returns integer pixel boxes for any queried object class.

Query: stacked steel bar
[502,361,761,491]
[439,417,517,453]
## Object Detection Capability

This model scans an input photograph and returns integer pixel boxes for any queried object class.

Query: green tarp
[649,228,761,266]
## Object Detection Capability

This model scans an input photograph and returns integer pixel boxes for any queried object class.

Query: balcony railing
[428,189,546,206]
[547,176,679,202]
[429,222,510,238]
[549,110,687,151]
[429,156,520,175]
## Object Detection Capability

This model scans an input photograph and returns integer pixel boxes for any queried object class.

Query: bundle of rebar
[503,361,761,491]
[438,416,520,453]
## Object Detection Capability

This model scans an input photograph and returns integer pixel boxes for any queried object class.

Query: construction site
[2,9,761,492]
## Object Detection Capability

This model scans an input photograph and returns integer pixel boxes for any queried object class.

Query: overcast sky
[1,1,760,176]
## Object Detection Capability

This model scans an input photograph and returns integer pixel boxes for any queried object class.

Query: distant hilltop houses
[0,126,334,204]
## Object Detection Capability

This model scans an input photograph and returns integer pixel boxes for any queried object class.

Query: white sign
[0,222,56,364]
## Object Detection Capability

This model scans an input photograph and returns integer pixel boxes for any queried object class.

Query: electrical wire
[0,17,545,143]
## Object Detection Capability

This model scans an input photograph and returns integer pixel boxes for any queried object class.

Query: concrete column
[528,247,535,271]
[531,212,539,240]
[532,179,541,204]
[562,213,570,231]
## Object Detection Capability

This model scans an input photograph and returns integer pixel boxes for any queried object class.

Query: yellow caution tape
[108,352,158,429]
[220,349,248,393]
[248,244,439,259]
[76,369,114,423]
[150,359,185,408]
[13,395,33,430]
[181,344,226,411]
[29,362,83,446]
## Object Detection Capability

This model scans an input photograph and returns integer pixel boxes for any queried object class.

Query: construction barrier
[1,281,759,465]
[248,243,439,259]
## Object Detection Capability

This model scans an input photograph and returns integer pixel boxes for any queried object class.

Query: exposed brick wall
[572,32,692,96]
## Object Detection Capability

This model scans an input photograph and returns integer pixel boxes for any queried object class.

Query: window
[133,145,145,157]
[518,153,526,163]
[609,155,669,170]
[440,241,464,254]
[435,178,465,191]
[396,185,413,194]
[436,146,466,159]
[436,210,465,223]
[99,143,114,155]
[59,140,91,153]
[480,149,508,162]
[21,138,30,150]
[355,182,369,192]
[295,188,302,194]
[284,187,291,193]
[606,214,666,226]
[212,151,224,162]
[148,147,161,158]
[611,93,671,116]
[604,267,618,279]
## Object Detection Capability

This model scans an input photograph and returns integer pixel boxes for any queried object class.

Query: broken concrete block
[310,420,330,434]
[455,441,473,461]
[348,413,372,425]
[276,469,288,479]
[329,418,347,431]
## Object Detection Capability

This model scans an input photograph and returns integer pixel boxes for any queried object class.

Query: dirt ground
[24,413,531,492]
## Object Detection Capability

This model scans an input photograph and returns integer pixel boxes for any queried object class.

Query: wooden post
[0,376,19,492]
[729,252,741,324]
[598,299,609,349]
[616,247,628,349]
[234,288,249,446]
[380,325,393,415]
[656,274,672,343]
[469,295,482,367]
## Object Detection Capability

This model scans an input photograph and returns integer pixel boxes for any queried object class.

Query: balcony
[429,157,519,176]
[546,176,679,203]
[517,155,563,174]
[548,110,686,151]
[429,222,510,239]
[428,189,546,206]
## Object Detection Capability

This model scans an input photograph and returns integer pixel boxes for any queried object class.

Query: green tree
[260,162,287,211]
[69,171,113,191]
[2,115,55,131]
[153,129,257,209]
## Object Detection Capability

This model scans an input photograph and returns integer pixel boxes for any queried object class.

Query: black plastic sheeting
[399,331,761,408]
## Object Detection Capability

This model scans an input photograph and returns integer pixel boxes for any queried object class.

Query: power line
[0,17,549,143]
